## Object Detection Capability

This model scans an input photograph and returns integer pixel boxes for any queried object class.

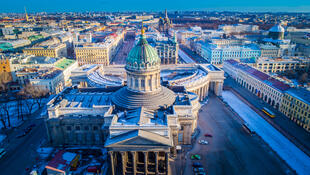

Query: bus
[262,107,275,118]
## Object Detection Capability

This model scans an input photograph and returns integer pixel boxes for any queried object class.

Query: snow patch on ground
[37,147,53,159]
[222,91,310,175]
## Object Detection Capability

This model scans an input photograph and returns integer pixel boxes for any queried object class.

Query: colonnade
[189,80,223,101]
[109,151,170,175]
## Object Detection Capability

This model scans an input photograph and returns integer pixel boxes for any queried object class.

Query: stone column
[109,151,115,175]
[143,151,148,174]
[121,152,126,175]
[165,152,169,175]
[155,152,159,175]
[131,151,137,175]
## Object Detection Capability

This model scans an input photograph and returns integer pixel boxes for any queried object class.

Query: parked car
[0,148,6,160]
[204,133,213,137]
[192,162,202,167]
[191,154,201,160]
[198,140,209,145]
[16,132,27,138]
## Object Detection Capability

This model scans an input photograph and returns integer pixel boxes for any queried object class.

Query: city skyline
[1,0,310,13]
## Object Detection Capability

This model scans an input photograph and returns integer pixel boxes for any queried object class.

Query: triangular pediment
[105,130,172,147]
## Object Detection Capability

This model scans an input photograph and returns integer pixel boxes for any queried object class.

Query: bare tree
[299,72,308,84]
[0,72,12,93]
[19,84,49,113]
[0,98,11,127]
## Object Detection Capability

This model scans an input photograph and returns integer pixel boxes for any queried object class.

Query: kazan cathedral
[46,27,224,175]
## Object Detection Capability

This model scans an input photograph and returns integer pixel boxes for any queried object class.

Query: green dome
[126,35,160,71]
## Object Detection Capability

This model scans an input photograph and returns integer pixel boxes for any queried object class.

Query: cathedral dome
[269,24,285,33]
[126,35,160,71]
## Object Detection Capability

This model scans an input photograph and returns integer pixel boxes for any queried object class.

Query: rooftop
[226,59,290,91]
[286,88,310,105]
[54,58,75,70]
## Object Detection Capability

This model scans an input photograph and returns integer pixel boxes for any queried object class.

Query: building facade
[75,44,110,66]
[280,88,310,132]
[23,43,67,58]
[155,36,179,64]
[254,57,310,73]
[201,43,261,64]
[223,59,290,109]
[158,10,172,34]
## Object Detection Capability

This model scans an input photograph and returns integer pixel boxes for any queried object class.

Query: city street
[111,32,135,64]
[172,95,294,175]
[179,45,208,64]
[224,76,310,156]
[0,109,47,175]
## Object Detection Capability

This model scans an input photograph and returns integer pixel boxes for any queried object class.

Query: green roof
[0,43,13,52]
[126,35,160,70]
[54,58,75,70]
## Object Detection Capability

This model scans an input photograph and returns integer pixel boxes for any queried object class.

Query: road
[0,110,47,175]
[224,76,310,156]
[111,32,135,64]
[173,95,294,175]
[179,45,208,64]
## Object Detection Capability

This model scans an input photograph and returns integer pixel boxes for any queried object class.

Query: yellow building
[255,57,310,73]
[0,57,11,73]
[23,43,67,58]
[75,45,110,66]
[280,88,310,132]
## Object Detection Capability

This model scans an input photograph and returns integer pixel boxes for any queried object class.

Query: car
[16,132,26,138]
[194,172,206,175]
[24,127,32,134]
[198,140,209,145]
[192,162,202,167]
[29,124,36,128]
[0,148,6,159]
[191,154,201,160]
[204,133,213,137]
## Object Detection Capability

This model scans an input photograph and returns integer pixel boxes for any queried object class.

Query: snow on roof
[46,150,77,172]
[225,59,290,91]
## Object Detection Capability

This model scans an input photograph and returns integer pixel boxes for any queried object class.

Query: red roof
[46,150,77,173]
[225,59,290,91]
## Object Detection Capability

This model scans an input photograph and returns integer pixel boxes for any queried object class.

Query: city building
[268,23,285,40]
[154,36,179,64]
[223,59,290,109]
[158,10,172,34]
[0,56,11,73]
[259,44,281,58]
[218,24,259,34]
[29,68,65,94]
[75,31,124,66]
[201,43,261,64]
[23,43,67,58]
[75,43,110,66]
[45,29,226,175]
[254,57,310,73]
[280,88,310,132]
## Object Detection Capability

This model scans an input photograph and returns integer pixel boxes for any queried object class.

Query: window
[93,126,98,131]
[76,126,80,130]
[84,126,89,130]
[67,126,72,131]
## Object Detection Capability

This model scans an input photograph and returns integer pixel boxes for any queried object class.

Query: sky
[1,0,310,13]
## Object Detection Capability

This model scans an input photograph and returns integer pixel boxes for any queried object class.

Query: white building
[218,24,259,34]
[201,43,261,64]
[223,59,290,109]
[29,68,65,94]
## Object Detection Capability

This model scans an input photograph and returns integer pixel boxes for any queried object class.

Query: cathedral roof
[269,24,285,33]
[126,32,160,71]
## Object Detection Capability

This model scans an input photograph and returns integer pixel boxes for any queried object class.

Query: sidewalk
[224,76,310,157]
